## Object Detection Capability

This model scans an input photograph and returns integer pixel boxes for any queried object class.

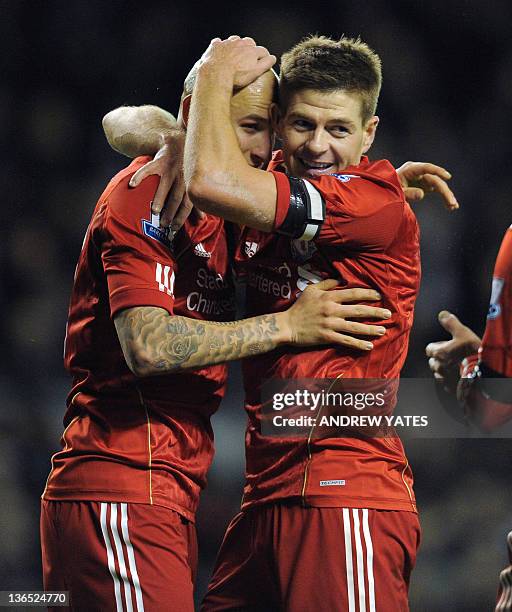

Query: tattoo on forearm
[115,306,281,375]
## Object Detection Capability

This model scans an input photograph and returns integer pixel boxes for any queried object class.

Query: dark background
[2,0,512,610]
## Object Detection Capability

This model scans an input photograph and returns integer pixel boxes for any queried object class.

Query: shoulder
[99,156,158,218]
[308,159,404,215]
[93,157,173,251]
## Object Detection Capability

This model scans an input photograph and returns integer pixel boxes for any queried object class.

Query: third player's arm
[103,105,190,225]
[115,282,391,377]
[102,105,179,158]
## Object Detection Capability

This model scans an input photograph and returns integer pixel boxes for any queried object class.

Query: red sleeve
[480,228,512,376]
[99,169,177,318]
[311,173,404,250]
[458,228,512,431]
[461,384,512,432]
[270,170,291,231]
[269,164,405,250]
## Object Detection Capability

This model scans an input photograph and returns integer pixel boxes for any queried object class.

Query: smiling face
[230,71,276,169]
[273,88,379,179]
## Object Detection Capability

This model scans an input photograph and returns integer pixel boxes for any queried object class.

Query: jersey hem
[42,489,196,522]
[241,493,417,514]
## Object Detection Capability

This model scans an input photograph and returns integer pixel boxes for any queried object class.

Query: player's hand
[129,129,202,229]
[425,310,481,393]
[200,36,277,88]
[396,161,459,211]
[282,279,392,350]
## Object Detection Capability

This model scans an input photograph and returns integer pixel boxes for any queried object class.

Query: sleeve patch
[330,173,360,183]
[488,277,505,320]
[142,212,173,250]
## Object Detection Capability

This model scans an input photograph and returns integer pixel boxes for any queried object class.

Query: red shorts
[40,500,198,612]
[201,503,420,612]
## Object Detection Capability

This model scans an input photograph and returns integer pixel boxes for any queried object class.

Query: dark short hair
[279,35,382,123]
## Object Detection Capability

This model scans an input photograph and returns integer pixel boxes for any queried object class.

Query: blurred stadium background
[2,0,512,609]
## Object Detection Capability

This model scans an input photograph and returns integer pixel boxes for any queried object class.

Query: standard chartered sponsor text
[247,270,291,299]
[186,269,236,315]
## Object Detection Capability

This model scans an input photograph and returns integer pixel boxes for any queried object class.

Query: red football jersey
[480,227,512,376]
[43,157,235,520]
[461,226,512,430]
[236,151,421,512]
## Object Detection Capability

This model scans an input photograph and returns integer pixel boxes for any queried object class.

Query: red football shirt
[43,157,235,520]
[462,226,512,430]
[236,151,421,512]
[480,227,512,376]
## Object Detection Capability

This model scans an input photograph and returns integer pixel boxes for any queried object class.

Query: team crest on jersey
[142,213,173,250]
[291,239,317,263]
[330,173,359,183]
[245,241,259,257]
[488,277,505,320]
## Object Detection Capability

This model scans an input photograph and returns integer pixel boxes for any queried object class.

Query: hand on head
[199,35,277,89]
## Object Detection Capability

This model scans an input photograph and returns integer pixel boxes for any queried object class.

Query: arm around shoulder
[102,105,179,158]
[114,305,291,377]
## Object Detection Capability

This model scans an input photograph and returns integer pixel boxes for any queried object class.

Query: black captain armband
[276,177,326,241]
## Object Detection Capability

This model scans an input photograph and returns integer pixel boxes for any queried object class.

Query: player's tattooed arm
[115,307,285,376]
[114,280,391,376]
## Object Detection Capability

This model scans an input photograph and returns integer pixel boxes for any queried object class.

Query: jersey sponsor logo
[155,263,175,297]
[142,213,172,249]
[196,268,230,290]
[488,277,505,320]
[246,261,323,301]
[186,268,235,315]
[194,243,211,258]
[245,241,259,258]
[330,173,359,183]
[186,291,236,315]
[319,479,346,486]
[247,269,292,300]
[291,238,317,263]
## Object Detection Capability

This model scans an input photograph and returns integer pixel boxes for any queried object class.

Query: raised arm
[115,282,391,376]
[185,38,279,231]
[396,161,459,211]
[426,310,482,394]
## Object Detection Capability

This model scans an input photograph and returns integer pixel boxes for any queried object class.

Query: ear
[270,102,283,137]
[181,95,192,127]
[362,115,379,154]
